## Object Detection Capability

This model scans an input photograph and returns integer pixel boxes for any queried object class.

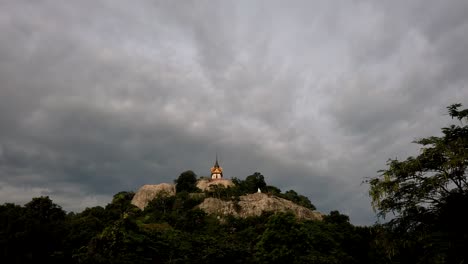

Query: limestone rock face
[131,181,322,221]
[131,183,175,210]
[197,193,323,221]
[196,178,234,192]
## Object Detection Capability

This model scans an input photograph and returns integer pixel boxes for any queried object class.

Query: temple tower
[210,155,223,180]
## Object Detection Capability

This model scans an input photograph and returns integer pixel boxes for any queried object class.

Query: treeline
[0,190,384,263]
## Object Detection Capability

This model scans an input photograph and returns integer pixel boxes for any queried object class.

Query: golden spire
[214,152,219,167]
[210,153,223,179]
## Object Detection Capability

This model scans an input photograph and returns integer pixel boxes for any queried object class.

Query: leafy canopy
[367,104,468,262]
[175,170,200,193]
[368,104,468,221]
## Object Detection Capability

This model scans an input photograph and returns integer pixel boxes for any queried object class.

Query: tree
[81,218,155,264]
[367,104,468,262]
[266,185,281,195]
[175,170,199,193]
[242,172,267,194]
[23,196,67,263]
[230,173,269,195]
[254,213,310,264]
[281,190,316,210]
[65,206,107,257]
[0,203,27,262]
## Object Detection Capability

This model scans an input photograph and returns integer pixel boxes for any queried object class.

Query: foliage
[254,211,380,264]
[232,172,267,194]
[0,171,380,263]
[105,191,137,220]
[279,190,316,210]
[0,197,68,263]
[266,185,281,195]
[254,213,312,263]
[175,170,200,193]
[367,103,468,263]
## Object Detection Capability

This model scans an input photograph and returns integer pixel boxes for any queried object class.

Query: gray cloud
[1,0,467,225]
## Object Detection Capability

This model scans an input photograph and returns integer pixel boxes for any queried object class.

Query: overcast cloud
[1,0,467,225]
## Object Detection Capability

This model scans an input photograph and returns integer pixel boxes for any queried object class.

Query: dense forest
[1,104,467,264]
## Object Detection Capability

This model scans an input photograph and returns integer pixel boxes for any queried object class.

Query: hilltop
[130,171,322,221]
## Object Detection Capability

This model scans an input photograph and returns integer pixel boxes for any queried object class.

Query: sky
[0,0,467,225]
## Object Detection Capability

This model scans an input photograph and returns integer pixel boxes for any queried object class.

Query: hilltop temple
[210,156,223,180]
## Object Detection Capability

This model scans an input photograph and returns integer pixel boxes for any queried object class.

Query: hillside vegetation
[0,172,379,264]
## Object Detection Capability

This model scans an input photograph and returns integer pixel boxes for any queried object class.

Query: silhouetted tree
[367,104,468,263]
[175,170,199,193]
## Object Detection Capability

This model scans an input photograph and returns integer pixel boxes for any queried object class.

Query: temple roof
[211,166,223,174]
[210,156,223,174]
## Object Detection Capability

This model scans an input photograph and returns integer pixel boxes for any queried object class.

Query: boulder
[131,183,175,210]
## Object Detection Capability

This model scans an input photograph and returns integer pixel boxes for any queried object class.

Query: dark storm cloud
[1,0,467,224]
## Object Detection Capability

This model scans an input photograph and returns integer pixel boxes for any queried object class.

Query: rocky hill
[131,179,234,209]
[131,180,322,221]
[197,192,322,221]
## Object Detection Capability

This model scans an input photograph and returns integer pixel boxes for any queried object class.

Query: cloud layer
[1,0,467,225]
